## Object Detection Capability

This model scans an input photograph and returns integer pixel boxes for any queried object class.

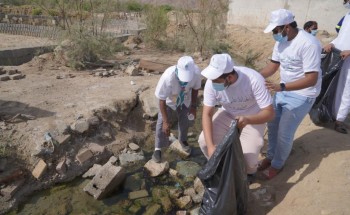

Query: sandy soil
[0,25,350,214]
[0,33,56,50]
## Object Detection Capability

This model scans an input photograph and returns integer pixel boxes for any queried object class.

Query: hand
[323,43,334,53]
[340,50,350,60]
[162,121,170,136]
[265,81,281,92]
[235,116,250,130]
[207,145,216,158]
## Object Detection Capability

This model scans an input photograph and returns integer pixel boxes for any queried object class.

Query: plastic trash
[198,120,248,215]
[309,48,344,124]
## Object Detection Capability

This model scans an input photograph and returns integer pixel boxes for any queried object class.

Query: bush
[126,1,143,12]
[32,8,43,16]
[143,5,169,47]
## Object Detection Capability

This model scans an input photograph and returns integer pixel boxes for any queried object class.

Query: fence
[0,23,62,39]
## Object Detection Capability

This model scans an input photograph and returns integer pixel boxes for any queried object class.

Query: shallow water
[9,110,206,215]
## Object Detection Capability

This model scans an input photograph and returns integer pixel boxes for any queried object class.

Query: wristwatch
[280,83,286,91]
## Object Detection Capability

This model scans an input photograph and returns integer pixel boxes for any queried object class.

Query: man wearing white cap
[324,0,350,134]
[198,53,274,175]
[259,9,322,179]
[153,56,201,163]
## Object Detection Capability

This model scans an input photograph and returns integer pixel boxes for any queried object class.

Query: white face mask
[344,2,350,9]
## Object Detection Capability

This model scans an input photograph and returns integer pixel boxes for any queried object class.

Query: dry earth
[0,24,350,215]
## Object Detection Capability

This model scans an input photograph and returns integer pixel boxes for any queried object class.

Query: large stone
[83,164,126,200]
[9,74,24,80]
[76,149,93,164]
[128,189,149,200]
[71,120,89,133]
[144,159,169,177]
[139,89,159,118]
[56,159,67,175]
[119,151,145,166]
[88,143,105,154]
[0,179,25,200]
[109,141,127,155]
[138,59,170,73]
[176,161,201,178]
[124,173,143,191]
[128,142,140,151]
[54,134,71,145]
[170,140,191,157]
[32,159,47,179]
[194,177,204,196]
[125,65,139,76]
[82,164,102,178]
[144,204,161,215]
[176,196,192,209]
[0,75,10,81]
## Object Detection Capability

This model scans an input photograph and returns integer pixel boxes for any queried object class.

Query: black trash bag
[309,48,344,124]
[198,120,248,215]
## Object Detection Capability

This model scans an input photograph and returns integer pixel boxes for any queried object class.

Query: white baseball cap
[201,53,235,80]
[177,56,195,82]
[264,9,295,33]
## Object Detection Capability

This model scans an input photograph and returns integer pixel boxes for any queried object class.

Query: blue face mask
[273,33,288,43]
[344,2,350,9]
[311,29,318,36]
[212,82,226,91]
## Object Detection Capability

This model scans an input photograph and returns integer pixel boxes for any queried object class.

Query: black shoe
[335,122,348,134]
[152,150,162,163]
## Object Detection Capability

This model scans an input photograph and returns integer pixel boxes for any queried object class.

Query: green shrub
[32,7,43,16]
[126,1,143,12]
[143,5,169,47]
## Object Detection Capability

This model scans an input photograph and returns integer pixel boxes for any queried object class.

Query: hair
[218,69,236,79]
[304,21,317,30]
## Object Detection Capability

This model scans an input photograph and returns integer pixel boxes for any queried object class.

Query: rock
[88,143,105,154]
[194,177,204,195]
[108,141,126,155]
[176,211,188,215]
[184,188,196,198]
[128,142,140,151]
[169,168,178,177]
[102,71,109,77]
[139,89,159,118]
[176,196,192,209]
[0,75,10,81]
[190,207,200,215]
[124,173,143,191]
[128,189,149,200]
[56,159,67,175]
[134,197,152,206]
[108,156,118,165]
[9,74,24,80]
[168,188,182,199]
[55,120,70,134]
[0,179,25,200]
[83,164,126,200]
[128,204,142,214]
[176,161,201,178]
[32,159,47,179]
[87,116,100,126]
[76,149,93,165]
[119,151,145,166]
[144,159,169,177]
[7,69,17,75]
[170,140,191,157]
[82,164,102,178]
[125,65,139,76]
[54,134,71,145]
[71,120,89,134]
[159,194,173,213]
[144,204,161,215]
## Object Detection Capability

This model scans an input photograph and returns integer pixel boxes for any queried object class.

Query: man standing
[153,56,201,163]
[198,53,274,175]
[324,0,350,134]
[259,9,322,179]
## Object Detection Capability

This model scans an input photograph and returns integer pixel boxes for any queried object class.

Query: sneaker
[152,150,162,163]
[180,141,192,154]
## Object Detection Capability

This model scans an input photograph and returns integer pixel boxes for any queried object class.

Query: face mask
[212,82,226,91]
[344,2,350,9]
[311,29,318,36]
[273,33,288,43]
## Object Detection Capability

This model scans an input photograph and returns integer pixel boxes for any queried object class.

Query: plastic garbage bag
[198,120,248,215]
[309,48,344,124]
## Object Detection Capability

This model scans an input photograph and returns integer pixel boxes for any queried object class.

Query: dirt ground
[1,24,350,215]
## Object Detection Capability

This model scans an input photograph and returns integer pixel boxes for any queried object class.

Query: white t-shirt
[272,29,322,98]
[155,65,202,110]
[203,66,272,116]
[332,12,350,51]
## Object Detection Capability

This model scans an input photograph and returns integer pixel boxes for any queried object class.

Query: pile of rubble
[0,67,25,81]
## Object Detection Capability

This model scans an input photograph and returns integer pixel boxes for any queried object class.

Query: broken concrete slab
[71,120,89,134]
[169,140,191,157]
[128,142,140,151]
[82,164,102,178]
[88,143,105,154]
[0,179,25,200]
[56,159,67,175]
[139,89,159,118]
[128,189,149,200]
[76,149,93,165]
[54,134,71,145]
[119,151,145,166]
[83,164,126,200]
[32,159,47,179]
[144,159,169,177]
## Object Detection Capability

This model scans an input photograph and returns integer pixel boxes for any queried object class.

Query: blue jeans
[267,92,315,169]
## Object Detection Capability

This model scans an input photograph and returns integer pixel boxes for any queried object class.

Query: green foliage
[143,5,169,47]
[2,0,28,6]
[160,4,173,12]
[210,42,232,54]
[126,0,143,12]
[32,7,43,15]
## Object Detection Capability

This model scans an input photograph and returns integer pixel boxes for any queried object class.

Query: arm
[341,50,350,60]
[159,99,170,136]
[323,43,334,53]
[235,105,274,129]
[202,105,216,158]
[266,72,318,92]
[260,61,280,78]
[189,89,199,118]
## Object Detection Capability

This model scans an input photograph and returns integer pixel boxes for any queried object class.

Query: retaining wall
[0,46,56,66]
[227,0,348,33]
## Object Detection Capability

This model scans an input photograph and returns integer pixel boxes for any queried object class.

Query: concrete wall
[0,46,55,66]
[227,0,348,33]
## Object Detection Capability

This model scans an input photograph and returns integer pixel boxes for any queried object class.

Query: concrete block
[88,143,105,154]
[0,179,25,199]
[32,159,47,179]
[0,75,10,81]
[76,149,93,164]
[83,164,126,200]
[55,134,71,145]
[56,159,67,174]
[7,69,17,75]
[9,74,24,80]
[128,190,149,200]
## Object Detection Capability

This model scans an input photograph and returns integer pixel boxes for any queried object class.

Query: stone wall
[227,0,348,33]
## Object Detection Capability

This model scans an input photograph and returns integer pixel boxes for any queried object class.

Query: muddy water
[8,111,207,215]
